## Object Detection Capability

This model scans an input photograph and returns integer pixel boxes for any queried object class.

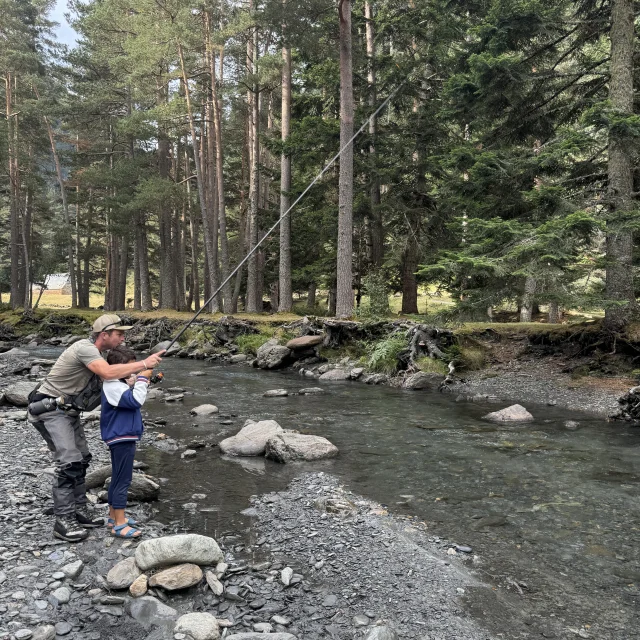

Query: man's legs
[72,419,92,509]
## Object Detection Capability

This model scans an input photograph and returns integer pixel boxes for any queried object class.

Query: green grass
[457,346,487,371]
[415,357,448,375]
[235,330,276,355]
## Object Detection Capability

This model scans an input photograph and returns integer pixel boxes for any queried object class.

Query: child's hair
[107,345,137,366]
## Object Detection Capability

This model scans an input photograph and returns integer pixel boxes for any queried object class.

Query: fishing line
[164,76,410,351]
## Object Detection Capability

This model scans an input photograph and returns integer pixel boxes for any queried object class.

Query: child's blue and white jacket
[100,376,149,447]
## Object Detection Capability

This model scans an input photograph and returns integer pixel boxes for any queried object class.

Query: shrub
[415,357,448,375]
[365,334,407,374]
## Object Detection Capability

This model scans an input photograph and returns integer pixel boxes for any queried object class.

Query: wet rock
[455,545,473,554]
[265,433,339,463]
[256,341,291,370]
[564,420,580,429]
[190,404,219,416]
[4,381,38,406]
[229,354,249,363]
[85,465,113,489]
[181,449,197,459]
[147,388,164,400]
[31,626,55,640]
[298,388,325,395]
[127,595,178,628]
[165,393,185,402]
[483,404,534,423]
[205,571,224,596]
[135,534,223,571]
[61,559,84,579]
[263,389,289,398]
[54,621,72,636]
[350,367,364,379]
[319,369,350,381]
[174,612,220,640]
[286,335,323,350]
[129,574,148,597]
[219,419,283,456]
[51,586,71,604]
[107,557,142,590]
[151,341,180,356]
[362,373,388,385]
[402,371,442,390]
[105,474,160,501]
[363,625,398,640]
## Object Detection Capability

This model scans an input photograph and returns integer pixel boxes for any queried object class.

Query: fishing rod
[163,76,410,353]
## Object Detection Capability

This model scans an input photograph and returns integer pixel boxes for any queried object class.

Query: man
[29,314,164,542]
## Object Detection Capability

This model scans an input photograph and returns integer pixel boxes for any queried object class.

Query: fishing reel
[149,372,164,385]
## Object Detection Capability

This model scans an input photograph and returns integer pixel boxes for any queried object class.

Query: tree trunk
[328,285,337,316]
[520,276,537,322]
[548,302,561,324]
[246,15,261,313]
[336,0,354,318]
[364,1,383,268]
[278,12,293,313]
[6,72,21,309]
[307,282,317,310]
[604,0,636,332]
[204,79,220,311]
[116,237,128,310]
[136,211,152,311]
[401,235,419,314]
[82,190,93,308]
[21,186,32,309]
[178,42,219,316]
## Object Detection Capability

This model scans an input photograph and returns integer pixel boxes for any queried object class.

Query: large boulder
[483,404,534,423]
[4,381,38,407]
[319,369,350,381]
[106,557,142,590]
[175,613,220,640]
[85,465,113,490]
[0,348,29,358]
[105,474,160,501]
[265,433,339,463]
[151,340,180,356]
[402,372,443,390]
[286,335,323,350]
[135,534,223,571]
[218,420,283,456]
[190,404,219,416]
[127,596,178,628]
[148,563,203,591]
[256,340,291,369]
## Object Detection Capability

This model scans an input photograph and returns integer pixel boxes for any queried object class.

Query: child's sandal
[107,517,137,529]
[111,523,142,538]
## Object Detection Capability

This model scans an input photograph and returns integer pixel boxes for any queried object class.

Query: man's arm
[88,352,164,380]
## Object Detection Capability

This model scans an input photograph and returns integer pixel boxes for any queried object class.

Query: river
[132,356,640,638]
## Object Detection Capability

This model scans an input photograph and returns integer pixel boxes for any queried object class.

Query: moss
[415,357,448,375]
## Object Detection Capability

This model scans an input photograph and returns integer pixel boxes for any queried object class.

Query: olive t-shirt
[39,339,103,398]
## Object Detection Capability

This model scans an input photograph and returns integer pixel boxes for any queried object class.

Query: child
[100,345,152,538]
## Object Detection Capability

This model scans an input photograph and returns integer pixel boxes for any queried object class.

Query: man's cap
[92,314,134,332]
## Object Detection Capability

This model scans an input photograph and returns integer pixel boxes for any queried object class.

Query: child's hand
[139,369,154,379]
[126,374,136,387]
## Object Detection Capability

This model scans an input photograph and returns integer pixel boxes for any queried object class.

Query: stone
[151,340,180,356]
[483,404,534,423]
[353,615,370,627]
[54,622,72,636]
[253,623,273,633]
[363,626,398,640]
[4,381,38,406]
[31,626,56,640]
[229,354,249,363]
[0,347,29,358]
[127,596,178,628]
[271,616,290,626]
[174,613,220,640]
[105,474,160,501]
[363,373,388,385]
[190,404,219,416]
[402,371,442,390]
[265,433,339,463]
[51,571,65,580]
[350,368,364,379]
[136,534,223,570]
[285,335,323,350]
[298,387,325,395]
[148,563,203,591]
[319,369,350,381]
[256,340,291,370]
[323,594,338,607]
[85,465,112,489]
[280,567,293,586]
[61,559,84,579]
[107,557,142,590]
[51,586,71,604]
[205,571,224,596]
[564,420,580,429]
[15,629,33,640]
[263,389,289,397]
[225,635,297,640]
[181,449,197,459]
[129,574,148,597]
[219,420,283,457]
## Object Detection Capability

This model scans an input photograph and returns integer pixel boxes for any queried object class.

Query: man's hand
[144,351,164,368]
[139,369,154,379]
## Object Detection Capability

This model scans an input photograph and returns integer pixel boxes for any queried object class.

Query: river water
[134,358,639,637]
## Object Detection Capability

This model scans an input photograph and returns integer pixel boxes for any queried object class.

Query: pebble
[253,622,273,633]
[51,586,71,604]
[54,621,72,636]
[12,590,26,600]
[51,572,65,580]
[323,594,338,607]
[15,630,33,640]
[280,567,293,586]
[353,614,370,627]
[181,449,197,459]
[31,626,56,640]
[61,559,84,579]
[271,615,290,626]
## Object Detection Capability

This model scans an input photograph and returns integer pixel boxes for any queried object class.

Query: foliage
[235,331,275,355]
[415,357,448,375]
[365,334,407,375]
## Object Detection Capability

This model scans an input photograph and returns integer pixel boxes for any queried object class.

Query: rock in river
[174,612,220,640]
[107,557,142,590]
[4,381,38,406]
[483,404,534,423]
[319,369,350,381]
[135,534,223,571]
[402,371,442,390]
[265,433,339,463]
[190,404,219,416]
[256,340,291,369]
[148,563,203,591]
[263,389,288,398]
[218,419,283,456]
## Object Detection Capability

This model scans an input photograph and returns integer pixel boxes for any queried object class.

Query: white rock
[253,623,273,633]
[107,557,142,590]
[263,389,289,398]
[31,626,56,640]
[174,613,220,640]
[205,571,224,596]
[280,567,293,586]
[181,449,197,459]
[218,420,283,457]
[266,433,339,463]
[51,586,71,604]
[483,404,534,423]
[135,534,223,571]
[61,559,84,579]
[319,369,350,381]
[190,404,219,416]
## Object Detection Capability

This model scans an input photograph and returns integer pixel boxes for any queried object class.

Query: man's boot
[75,506,105,528]
[54,516,89,542]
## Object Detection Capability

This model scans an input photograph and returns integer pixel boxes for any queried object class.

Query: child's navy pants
[108,442,136,509]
